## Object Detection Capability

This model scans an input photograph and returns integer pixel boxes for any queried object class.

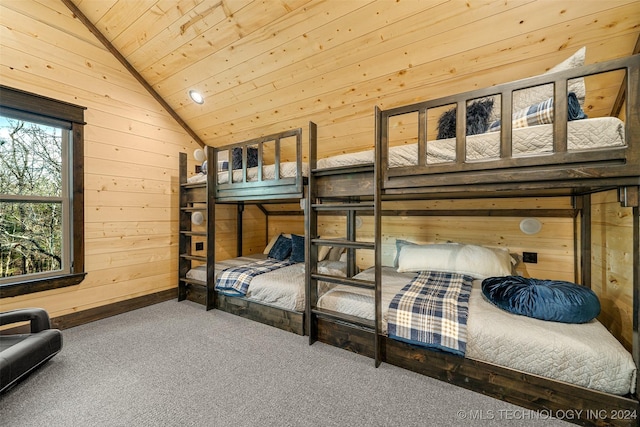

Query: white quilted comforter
[317,267,636,396]
[317,117,624,168]
[187,255,346,312]
[187,161,308,184]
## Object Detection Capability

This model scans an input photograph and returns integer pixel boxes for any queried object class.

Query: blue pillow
[268,235,292,261]
[290,234,305,263]
[481,276,600,324]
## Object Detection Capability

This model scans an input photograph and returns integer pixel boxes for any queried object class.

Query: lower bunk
[312,264,638,427]
[185,254,306,335]
[185,247,347,336]
[316,318,638,427]
[186,284,305,335]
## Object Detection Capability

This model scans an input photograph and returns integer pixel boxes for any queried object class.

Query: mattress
[317,266,637,396]
[187,161,309,184]
[187,255,346,312]
[317,117,625,168]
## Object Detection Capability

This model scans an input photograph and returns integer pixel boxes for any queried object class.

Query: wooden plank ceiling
[68,0,639,152]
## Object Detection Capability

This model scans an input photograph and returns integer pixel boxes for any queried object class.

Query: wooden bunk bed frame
[306,54,640,427]
[179,125,314,335]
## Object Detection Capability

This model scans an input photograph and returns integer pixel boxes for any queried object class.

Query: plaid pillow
[488,92,586,132]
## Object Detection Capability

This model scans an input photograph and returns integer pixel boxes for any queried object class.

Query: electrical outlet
[522,252,538,264]
[195,242,204,251]
[195,165,202,173]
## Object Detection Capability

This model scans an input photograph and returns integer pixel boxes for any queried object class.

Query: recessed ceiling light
[188,90,204,104]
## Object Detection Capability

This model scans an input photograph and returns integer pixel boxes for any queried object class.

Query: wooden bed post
[346,208,356,278]
[237,203,244,257]
[374,105,383,367]
[306,121,318,343]
[579,194,592,288]
[634,202,639,398]
[619,186,640,397]
[178,152,188,302]
[206,145,216,311]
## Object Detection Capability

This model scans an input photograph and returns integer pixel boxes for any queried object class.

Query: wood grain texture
[318,198,576,280]
[0,1,201,318]
[1,1,636,350]
[185,285,305,335]
[315,317,640,427]
[50,0,640,153]
[591,190,635,351]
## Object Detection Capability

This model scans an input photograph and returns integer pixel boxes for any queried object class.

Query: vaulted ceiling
[64,0,639,151]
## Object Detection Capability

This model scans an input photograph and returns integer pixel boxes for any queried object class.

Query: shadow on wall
[598,296,627,351]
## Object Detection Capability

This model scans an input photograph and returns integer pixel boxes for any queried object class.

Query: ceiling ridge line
[61,0,205,148]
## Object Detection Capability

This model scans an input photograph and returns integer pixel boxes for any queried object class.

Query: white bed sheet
[187,161,308,185]
[187,255,346,312]
[317,266,636,396]
[317,117,625,168]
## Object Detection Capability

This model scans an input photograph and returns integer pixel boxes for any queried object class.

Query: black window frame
[0,85,86,298]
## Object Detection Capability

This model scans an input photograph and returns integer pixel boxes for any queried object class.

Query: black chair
[0,308,63,393]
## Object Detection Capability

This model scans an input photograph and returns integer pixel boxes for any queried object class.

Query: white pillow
[512,46,586,112]
[263,234,281,255]
[396,243,512,279]
[318,245,331,261]
[487,47,586,123]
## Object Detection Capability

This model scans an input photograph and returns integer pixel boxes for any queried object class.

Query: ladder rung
[311,164,373,177]
[311,202,374,211]
[180,231,207,237]
[181,182,206,189]
[311,273,374,290]
[180,254,207,262]
[311,308,375,330]
[181,207,206,212]
[312,238,374,250]
[179,277,206,287]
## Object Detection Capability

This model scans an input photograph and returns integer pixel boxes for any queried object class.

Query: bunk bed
[179,125,317,334]
[306,53,640,426]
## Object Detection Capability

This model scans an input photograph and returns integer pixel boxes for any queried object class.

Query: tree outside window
[0,117,68,279]
[0,85,86,297]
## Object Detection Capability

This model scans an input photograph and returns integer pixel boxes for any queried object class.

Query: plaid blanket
[215,258,293,296]
[488,91,586,132]
[388,271,473,356]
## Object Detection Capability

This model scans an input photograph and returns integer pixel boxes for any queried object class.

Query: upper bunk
[186,124,315,204]
[312,53,639,201]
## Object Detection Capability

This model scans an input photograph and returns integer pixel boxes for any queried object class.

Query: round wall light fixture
[188,90,204,104]
[191,211,204,225]
[193,148,205,162]
[519,218,542,235]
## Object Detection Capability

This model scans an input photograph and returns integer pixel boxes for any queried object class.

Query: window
[0,85,86,297]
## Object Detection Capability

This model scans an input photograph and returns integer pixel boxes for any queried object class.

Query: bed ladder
[306,126,383,367]
[306,200,382,366]
[178,148,215,310]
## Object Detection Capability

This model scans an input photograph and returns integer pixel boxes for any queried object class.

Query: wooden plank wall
[157,0,638,152]
[318,197,576,281]
[0,0,636,348]
[0,2,202,317]
[592,191,634,351]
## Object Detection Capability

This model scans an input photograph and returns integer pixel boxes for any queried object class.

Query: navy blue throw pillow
[290,234,305,263]
[268,235,292,261]
[481,276,600,324]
